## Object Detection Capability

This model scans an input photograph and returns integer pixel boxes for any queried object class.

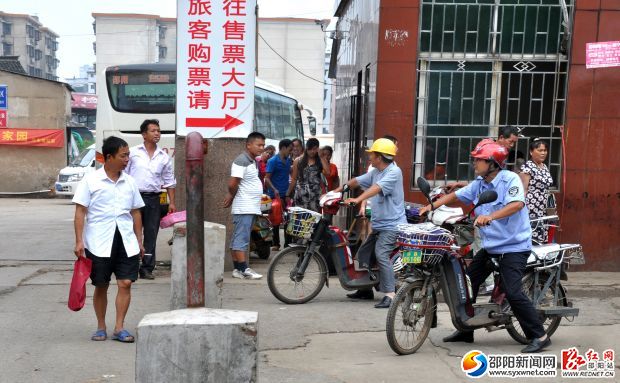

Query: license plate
[401,249,423,264]
[160,191,168,205]
[55,183,62,192]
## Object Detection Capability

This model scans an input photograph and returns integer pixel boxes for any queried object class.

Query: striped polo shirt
[231,151,262,215]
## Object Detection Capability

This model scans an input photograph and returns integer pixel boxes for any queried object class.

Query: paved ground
[0,198,618,382]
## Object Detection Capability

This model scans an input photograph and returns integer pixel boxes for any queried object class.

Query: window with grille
[413,0,572,190]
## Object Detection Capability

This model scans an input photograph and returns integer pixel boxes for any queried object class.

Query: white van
[55,144,96,196]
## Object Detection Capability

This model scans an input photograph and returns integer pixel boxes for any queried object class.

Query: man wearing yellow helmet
[333,138,407,308]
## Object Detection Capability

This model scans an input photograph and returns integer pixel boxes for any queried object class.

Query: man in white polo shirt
[73,136,145,343]
[223,132,266,279]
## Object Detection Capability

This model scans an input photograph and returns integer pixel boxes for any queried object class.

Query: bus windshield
[106,69,176,113]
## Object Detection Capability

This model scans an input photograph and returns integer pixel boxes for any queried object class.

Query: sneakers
[232,268,263,280]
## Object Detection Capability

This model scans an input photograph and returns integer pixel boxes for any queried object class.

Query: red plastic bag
[68,256,92,312]
[269,197,283,226]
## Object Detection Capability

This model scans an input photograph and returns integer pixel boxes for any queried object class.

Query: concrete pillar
[171,221,225,310]
[136,308,258,383]
[174,137,246,272]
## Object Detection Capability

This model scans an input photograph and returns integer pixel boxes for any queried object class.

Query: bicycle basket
[285,207,322,239]
[396,222,453,266]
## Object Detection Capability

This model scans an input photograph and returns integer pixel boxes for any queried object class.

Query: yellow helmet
[366,138,397,157]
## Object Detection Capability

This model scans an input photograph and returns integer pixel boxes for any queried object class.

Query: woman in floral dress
[286,138,330,212]
[519,139,554,244]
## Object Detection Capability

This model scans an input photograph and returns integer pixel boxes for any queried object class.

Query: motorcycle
[266,186,403,304]
[250,195,275,260]
[385,177,585,355]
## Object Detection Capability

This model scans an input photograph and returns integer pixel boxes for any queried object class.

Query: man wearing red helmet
[419,140,550,353]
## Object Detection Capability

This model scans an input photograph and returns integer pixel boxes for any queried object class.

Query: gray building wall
[331,0,380,180]
[0,71,70,192]
[0,12,59,81]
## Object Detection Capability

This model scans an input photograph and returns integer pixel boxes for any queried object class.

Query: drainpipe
[185,132,205,307]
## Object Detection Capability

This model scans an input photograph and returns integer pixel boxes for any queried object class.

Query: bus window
[254,88,272,138]
[281,100,298,139]
[106,70,176,113]
[267,93,285,139]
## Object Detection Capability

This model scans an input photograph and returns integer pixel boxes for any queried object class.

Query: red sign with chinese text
[0,128,64,147]
[71,93,98,110]
[0,110,6,128]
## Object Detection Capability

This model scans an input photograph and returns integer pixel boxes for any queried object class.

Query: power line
[258,32,339,87]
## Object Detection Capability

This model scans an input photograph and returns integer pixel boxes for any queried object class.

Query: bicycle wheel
[267,246,327,304]
[386,280,435,355]
[506,274,566,345]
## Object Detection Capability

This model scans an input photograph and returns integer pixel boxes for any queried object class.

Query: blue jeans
[357,229,398,293]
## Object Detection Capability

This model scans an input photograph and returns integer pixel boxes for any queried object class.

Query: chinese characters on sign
[0,128,64,147]
[586,41,620,69]
[0,110,6,128]
[177,0,257,137]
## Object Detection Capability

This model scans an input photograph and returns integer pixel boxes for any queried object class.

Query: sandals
[91,329,107,341]
[112,329,135,343]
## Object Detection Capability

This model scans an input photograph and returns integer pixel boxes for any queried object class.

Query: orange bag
[269,197,283,226]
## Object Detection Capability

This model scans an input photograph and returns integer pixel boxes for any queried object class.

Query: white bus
[96,63,316,161]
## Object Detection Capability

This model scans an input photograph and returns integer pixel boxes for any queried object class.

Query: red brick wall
[374,0,424,203]
[558,0,620,270]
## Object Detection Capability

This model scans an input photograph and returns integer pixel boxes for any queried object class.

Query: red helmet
[471,139,508,168]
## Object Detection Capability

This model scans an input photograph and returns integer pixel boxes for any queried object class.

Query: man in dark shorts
[73,136,145,343]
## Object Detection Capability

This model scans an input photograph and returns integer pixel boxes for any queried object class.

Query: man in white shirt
[73,136,145,343]
[125,119,176,280]
[222,132,266,280]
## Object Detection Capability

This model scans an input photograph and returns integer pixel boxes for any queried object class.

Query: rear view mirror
[308,116,317,136]
[417,177,431,197]
[476,190,498,207]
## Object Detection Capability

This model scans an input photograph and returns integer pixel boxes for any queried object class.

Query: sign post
[176,0,257,138]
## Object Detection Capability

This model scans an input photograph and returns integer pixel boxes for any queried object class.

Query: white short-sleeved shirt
[72,168,145,257]
[126,144,176,192]
[230,151,262,215]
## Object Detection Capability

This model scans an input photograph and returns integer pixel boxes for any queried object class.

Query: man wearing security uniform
[419,139,550,353]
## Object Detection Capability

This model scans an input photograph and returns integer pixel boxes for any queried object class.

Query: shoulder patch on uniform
[508,186,519,197]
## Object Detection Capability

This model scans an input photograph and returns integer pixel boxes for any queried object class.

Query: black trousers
[272,225,291,247]
[468,249,546,339]
[140,193,161,274]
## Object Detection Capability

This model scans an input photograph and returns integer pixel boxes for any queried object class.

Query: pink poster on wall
[586,41,620,69]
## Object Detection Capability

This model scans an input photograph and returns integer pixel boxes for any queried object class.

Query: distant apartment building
[91,13,329,131]
[65,64,96,94]
[0,12,59,81]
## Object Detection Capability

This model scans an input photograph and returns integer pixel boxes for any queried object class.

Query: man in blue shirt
[335,138,407,308]
[264,139,293,250]
[419,140,550,353]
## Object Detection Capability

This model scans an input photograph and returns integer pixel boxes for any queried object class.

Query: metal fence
[413,0,572,190]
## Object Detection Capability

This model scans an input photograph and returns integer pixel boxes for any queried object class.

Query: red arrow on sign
[185,115,244,131]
